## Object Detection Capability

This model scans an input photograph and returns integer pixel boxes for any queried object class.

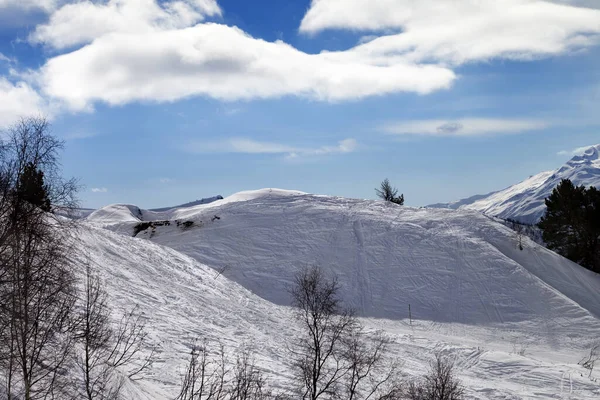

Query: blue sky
[1,0,599,209]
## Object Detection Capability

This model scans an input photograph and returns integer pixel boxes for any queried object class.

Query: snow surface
[83,189,600,398]
[429,144,600,223]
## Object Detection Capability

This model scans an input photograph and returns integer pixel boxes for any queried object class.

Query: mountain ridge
[428,144,600,223]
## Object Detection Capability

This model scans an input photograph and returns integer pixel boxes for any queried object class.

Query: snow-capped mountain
[429,144,600,224]
[82,189,600,398]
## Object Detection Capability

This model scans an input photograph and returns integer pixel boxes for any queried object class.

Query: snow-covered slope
[87,189,600,327]
[149,195,224,212]
[80,199,600,398]
[430,144,600,223]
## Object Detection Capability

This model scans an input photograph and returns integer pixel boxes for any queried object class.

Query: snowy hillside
[429,144,600,223]
[87,188,600,325]
[80,190,600,398]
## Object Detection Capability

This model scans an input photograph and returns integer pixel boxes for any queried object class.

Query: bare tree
[175,341,275,400]
[73,263,121,400]
[175,340,229,400]
[289,266,401,400]
[0,117,79,399]
[0,181,77,399]
[289,266,354,400]
[342,330,402,400]
[406,354,464,400]
[72,260,157,399]
[375,179,404,206]
[228,347,270,400]
[511,221,525,251]
[579,344,600,378]
[105,306,155,381]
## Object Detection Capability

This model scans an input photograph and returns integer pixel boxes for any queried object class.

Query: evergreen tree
[391,193,405,206]
[16,162,51,212]
[375,179,404,205]
[538,179,600,272]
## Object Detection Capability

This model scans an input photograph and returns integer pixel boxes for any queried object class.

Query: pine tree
[539,179,600,272]
[16,162,52,212]
[375,179,404,205]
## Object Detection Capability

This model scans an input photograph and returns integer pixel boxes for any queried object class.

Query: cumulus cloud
[4,0,597,114]
[34,23,454,111]
[557,145,595,155]
[91,187,108,193]
[300,0,600,65]
[26,0,452,110]
[382,118,548,136]
[188,138,358,158]
[0,78,49,129]
[30,0,222,50]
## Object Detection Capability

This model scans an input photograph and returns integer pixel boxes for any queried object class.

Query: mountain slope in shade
[429,144,600,223]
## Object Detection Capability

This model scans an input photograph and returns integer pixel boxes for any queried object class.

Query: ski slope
[429,144,600,223]
[83,189,600,398]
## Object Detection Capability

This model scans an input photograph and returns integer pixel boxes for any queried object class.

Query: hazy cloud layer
[188,138,358,158]
[382,118,548,136]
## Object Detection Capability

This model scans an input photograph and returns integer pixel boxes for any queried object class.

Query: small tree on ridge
[376,179,404,205]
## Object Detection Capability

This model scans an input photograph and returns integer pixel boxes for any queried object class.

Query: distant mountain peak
[568,144,600,165]
[429,145,600,223]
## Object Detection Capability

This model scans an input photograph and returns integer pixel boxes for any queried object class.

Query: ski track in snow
[81,189,600,399]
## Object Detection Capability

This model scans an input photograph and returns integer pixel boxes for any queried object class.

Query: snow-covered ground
[83,189,600,398]
[429,144,600,223]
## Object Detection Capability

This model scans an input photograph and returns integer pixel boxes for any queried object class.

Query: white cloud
[382,118,548,136]
[0,0,58,12]
[311,138,357,154]
[557,145,595,155]
[189,138,358,158]
[159,178,173,184]
[300,0,600,65]
[30,0,222,50]
[91,187,108,193]
[34,23,454,110]
[0,78,49,129]
[10,0,597,113]
[0,53,14,63]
